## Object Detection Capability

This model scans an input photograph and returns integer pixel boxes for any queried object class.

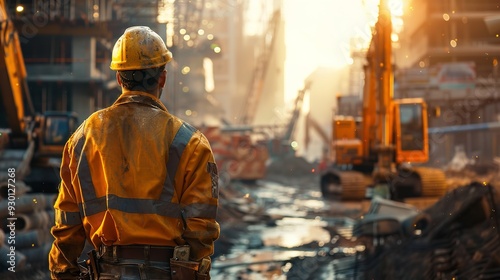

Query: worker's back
[77,91,187,248]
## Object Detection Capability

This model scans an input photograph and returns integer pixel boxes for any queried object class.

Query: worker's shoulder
[169,115,198,134]
[170,116,210,142]
[87,106,112,120]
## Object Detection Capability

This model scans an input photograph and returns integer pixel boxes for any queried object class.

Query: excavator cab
[393,99,429,164]
[22,111,79,193]
[37,111,78,157]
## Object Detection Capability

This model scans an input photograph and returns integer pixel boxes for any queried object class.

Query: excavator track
[403,167,448,210]
[412,167,448,197]
[321,170,373,200]
[391,166,448,209]
[322,167,448,203]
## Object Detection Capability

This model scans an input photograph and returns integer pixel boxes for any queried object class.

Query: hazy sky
[282,0,405,101]
[283,0,373,100]
[281,0,406,160]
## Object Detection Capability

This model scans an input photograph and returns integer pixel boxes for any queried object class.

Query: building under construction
[6,0,285,129]
[339,0,500,165]
[394,0,500,164]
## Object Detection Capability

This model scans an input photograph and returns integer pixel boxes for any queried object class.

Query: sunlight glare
[284,0,405,103]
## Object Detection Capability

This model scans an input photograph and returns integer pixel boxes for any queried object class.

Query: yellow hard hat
[110,26,172,71]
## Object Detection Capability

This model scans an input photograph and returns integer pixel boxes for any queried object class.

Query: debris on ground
[445,159,500,191]
[353,181,500,279]
[444,145,475,172]
[265,155,319,186]
[2,154,498,279]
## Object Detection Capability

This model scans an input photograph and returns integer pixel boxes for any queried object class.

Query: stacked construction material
[201,126,269,183]
[0,181,55,273]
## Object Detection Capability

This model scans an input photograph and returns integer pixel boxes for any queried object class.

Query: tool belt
[81,245,211,280]
[81,245,175,280]
[99,245,175,262]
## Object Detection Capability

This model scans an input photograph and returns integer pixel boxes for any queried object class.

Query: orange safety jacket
[48,91,220,278]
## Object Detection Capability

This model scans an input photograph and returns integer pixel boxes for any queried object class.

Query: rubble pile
[265,155,318,186]
[446,161,500,191]
[356,182,500,279]
[444,147,500,190]
[267,155,316,176]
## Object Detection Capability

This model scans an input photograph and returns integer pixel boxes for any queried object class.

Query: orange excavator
[0,0,77,191]
[320,0,447,203]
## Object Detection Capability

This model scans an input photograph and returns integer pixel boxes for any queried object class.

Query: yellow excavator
[320,0,447,203]
[0,0,77,191]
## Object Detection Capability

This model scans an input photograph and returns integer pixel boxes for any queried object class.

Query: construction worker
[48,26,220,279]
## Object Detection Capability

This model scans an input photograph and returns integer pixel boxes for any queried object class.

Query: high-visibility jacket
[48,91,220,278]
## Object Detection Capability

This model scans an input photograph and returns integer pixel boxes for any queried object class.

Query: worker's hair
[118,65,165,92]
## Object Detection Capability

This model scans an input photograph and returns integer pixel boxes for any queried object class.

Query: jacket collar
[114,91,168,112]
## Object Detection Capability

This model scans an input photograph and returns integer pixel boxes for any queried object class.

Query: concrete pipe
[18,243,52,265]
[0,244,27,271]
[0,193,47,218]
[15,211,51,232]
[402,212,432,237]
[0,181,31,199]
[15,229,51,249]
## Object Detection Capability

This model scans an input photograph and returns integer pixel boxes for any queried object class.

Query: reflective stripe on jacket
[49,91,220,277]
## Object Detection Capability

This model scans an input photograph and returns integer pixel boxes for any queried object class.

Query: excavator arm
[0,0,34,136]
[0,1,77,190]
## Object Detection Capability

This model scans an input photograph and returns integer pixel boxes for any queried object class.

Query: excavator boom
[0,0,77,192]
[0,0,33,135]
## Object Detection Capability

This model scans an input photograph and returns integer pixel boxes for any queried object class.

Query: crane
[282,81,310,143]
[240,10,281,125]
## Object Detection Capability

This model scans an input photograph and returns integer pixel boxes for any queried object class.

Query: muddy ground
[1,156,499,279]
[213,155,500,279]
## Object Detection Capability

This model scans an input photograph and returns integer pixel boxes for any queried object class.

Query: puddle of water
[214,180,360,279]
[212,249,318,280]
[295,198,327,210]
[213,249,318,269]
[261,217,330,248]
[266,206,308,217]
